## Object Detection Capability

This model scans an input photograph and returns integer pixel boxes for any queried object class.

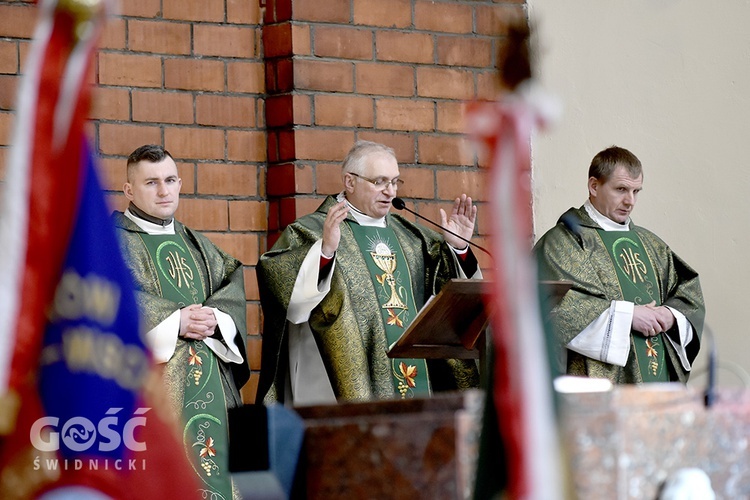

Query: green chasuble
[139,232,233,499]
[111,212,249,500]
[533,206,705,384]
[256,196,479,403]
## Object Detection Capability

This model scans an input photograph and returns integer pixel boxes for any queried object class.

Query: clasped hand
[632,301,675,337]
[179,304,218,340]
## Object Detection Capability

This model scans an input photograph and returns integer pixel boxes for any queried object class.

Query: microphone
[703,325,717,408]
[391,197,492,258]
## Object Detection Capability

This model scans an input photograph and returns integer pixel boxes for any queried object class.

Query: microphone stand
[391,198,493,259]
[703,325,717,408]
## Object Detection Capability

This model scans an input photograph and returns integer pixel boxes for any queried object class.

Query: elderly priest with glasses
[257,140,482,405]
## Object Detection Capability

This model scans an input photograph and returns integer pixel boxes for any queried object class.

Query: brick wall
[264,0,525,259]
[0,0,525,402]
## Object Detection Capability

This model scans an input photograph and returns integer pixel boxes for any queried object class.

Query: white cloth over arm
[287,239,334,324]
[566,295,695,371]
[664,306,695,371]
[204,308,244,364]
[143,307,244,365]
[449,244,483,280]
[285,239,337,405]
[567,300,634,367]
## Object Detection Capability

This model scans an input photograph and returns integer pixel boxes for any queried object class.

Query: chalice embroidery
[370,241,408,314]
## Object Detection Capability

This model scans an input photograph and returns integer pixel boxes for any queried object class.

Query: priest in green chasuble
[534,146,705,384]
[257,140,481,405]
[112,145,249,500]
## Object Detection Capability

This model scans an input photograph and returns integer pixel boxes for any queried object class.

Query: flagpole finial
[497,20,532,92]
[57,0,105,41]
[0,390,20,435]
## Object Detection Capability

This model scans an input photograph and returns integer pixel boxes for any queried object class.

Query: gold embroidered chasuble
[112,212,249,498]
[257,196,479,403]
[533,206,705,384]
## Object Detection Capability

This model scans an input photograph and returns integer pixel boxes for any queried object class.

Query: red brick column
[262,0,525,257]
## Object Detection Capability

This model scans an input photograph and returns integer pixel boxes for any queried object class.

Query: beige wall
[528,0,750,388]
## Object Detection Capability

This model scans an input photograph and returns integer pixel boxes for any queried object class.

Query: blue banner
[37,141,150,461]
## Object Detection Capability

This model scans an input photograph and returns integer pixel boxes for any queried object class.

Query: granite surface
[295,390,483,499]
[559,384,750,499]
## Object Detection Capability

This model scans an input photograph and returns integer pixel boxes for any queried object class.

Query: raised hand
[321,200,349,257]
[439,194,477,249]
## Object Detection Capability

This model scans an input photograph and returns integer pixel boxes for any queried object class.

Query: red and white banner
[0,0,99,403]
[0,2,198,497]
[469,84,564,500]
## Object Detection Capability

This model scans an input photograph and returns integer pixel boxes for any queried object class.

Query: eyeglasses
[350,172,404,189]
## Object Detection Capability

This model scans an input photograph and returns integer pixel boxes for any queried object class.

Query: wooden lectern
[387,279,490,360]
[386,279,572,361]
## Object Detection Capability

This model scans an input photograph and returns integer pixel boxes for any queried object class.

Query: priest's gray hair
[342,140,396,175]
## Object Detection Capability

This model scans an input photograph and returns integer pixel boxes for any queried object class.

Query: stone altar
[558,384,750,499]
[288,384,749,499]
[294,390,483,499]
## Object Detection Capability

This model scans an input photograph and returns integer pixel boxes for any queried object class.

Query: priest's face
[124,156,182,220]
[588,165,642,224]
[344,152,401,219]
